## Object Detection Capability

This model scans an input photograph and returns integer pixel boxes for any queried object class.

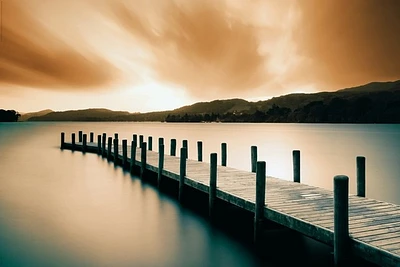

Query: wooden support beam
[113,138,119,164]
[102,133,106,157]
[78,131,83,143]
[254,161,266,244]
[133,134,138,147]
[60,132,65,149]
[71,133,75,151]
[130,140,136,173]
[357,156,366,197]
[170,139,177,156]
[179,147,187,202]
[148,136,153,151]
[334,175,349,266]
[221,143,227,166]
[122,139,127,168]
[140,142,147,179]
[158,144,164,188]
[251,146,257,173]
[107,137,112,161]
[82,134,87,153]
[182,140,188,159]
[197,141,203,162]
[90,132,94,143]
[293,150,300,183]
[97,135,101,154]
[209,153,217,219]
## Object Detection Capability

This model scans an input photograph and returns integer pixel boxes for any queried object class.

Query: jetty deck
[61,133,400,267]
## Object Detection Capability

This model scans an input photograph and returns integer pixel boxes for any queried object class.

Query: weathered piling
[114,133,118,140]
[122,139,127,168]
[130,140,136,173]
[221,143,227,166]
[139,135,144,147]
[113,138,119,164]
[148,136,153,151]
[133,134,138,147]
[182,140,188,159]
[60,132,65,149]
[107,137,112,161]
[251,146,257,173]
[159,137,164,147]
[79,131,83,143]
[293,150,301,183]
[197,141,203,162]
[140,142,147,179]
[97,135,101,154]
[179,147,187,202]
[254,161,266,244]
[158,144,164,188]
[102,133,106,157]
[82,134,87,153]
[170,139,177,156]
[334,175,349,266]
[209,153,217,219]
[71,133,76,151]
[357,156,366,197]
[90,132,94,143]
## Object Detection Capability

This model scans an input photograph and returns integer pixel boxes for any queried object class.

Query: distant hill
[28,80,400,123]
[19,109,53,121]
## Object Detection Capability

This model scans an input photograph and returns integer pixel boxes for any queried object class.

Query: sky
[0,0,400,113]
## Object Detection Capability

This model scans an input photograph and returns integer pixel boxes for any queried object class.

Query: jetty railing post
[139,135,144,147]
[113,138,119,164]
[251,146,258,173]
[79,131,83,143]
[221,143,227,166]
[107,137,112,161]
[60,132,65,149]
[122,139,127,168]
[130,140,137,173]
[209,153,217,219]
[97,135,101,154]
[148,136,153,151]
[158,144,164,188]
[170,139,177,156]
[71,133,76,151]
[293,150,301,183]
[357,156,366,197]
[197,141,203,162]
[90,132,94,143]
[82,134,87,153]
[179,147,187,202]
[133,134,138,147]
[334,175,349,266]
[254,161,266,244]
[102,133,106,157]
[182,140,188,159]
[140,142,147,179]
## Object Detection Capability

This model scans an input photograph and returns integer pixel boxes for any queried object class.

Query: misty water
[0,122,399,267]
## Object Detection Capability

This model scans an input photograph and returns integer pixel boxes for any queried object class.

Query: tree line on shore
[0,110,21,122]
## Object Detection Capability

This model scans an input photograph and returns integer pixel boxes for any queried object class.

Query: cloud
[0,1,118,90]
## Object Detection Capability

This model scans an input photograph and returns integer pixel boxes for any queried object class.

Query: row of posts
[61,131,367,266]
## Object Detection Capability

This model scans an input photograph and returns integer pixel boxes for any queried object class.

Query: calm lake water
[0,122,399,266]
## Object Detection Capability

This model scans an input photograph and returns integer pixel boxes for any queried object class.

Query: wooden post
[90,132,94,143]
[179,147,187,202]
[209,153,217,219]
[197,141,203,162]
[79,131,83,143]
[182,140,188,159]
[107,137,112,161]
[139,135,144,147]
[133,134,138,147]
[60,132,65,149]
[293,150,300,183]
[122,139,127,168]
[97,135,101,154]
[357,156,366,197]
[221,143,227,166]
[170,139,177,156]
[82,134,87,153]
[140,142,147,179]
[251,146,257,173]
[71,133,76,151]
[113,138,119,164]
[159,137,164,147]
[254,161,266,244]
[102,133,106,157]
[148,136,153,151]
[334,175,349,266]
[158,144,164,188]
[114,133,118,140]
[130,140,137,173]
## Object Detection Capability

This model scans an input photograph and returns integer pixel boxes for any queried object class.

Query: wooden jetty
[60,132,400,266]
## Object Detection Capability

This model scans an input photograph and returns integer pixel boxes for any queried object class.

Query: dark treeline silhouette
[0,109,21,122]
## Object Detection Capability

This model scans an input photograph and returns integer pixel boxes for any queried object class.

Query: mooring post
[113,138,119,164]
[60,132,65,149]
[90,132,94,143]
[170,139,177,156]
[221,143,227,167]
[293,150,301,183]
[148,136,153,151]
[356,156,366,197]
[251,146,258,173]
[71,133,76,151]
[133,134,138,147]
[79,131,83,143]
[82,134,87,153]
[140,142,147,179]
[197,141,203,162]
[209,153,217,219]
[97,135,101,154]
[130,140,137,173]
[107,137,112,161]
[122,139,128,168]
[139,135,144,147]
[254,161,266,244]
[114,133,118,140]
[179,147,187,202]
[158,144,165,188]
[102,133,106,157]
[159,137,164,147]
[182,140,188,159]
[334,175,349,266]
